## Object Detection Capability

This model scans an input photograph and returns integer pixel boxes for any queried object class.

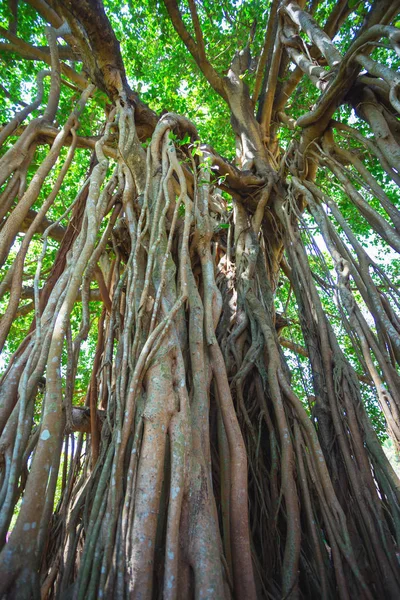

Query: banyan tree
[1,0,400,598]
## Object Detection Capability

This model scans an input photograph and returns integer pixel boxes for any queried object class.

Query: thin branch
[19,208,66,242]
[8,0,18,35]
[0,82,27,107]
[253,0,279,105]
[24,0,64,29]
[187,0,207,60]
[0,42,78,60]
[0,26,86,88]
[163,0,227,100]
[20,286,102,302]
[0,123,118,158]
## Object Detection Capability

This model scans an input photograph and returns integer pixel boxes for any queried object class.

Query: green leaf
[179,133,190,145]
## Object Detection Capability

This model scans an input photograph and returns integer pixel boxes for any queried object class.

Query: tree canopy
[1,1,400,599]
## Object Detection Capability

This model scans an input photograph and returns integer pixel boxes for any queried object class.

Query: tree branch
[163,0,227,100]
[0,41,78,60]
[252,0,279,105]
[24,0,64,29]
[0,82,27,107]
[187,0,206,60]
[54,0,127,97]
[19,208,66,242]
[284,2,342,68]
[259,20,282,138]
[0,26,86,88]
[21,286,102,303]
[8,0,18,35]
[54,0,158,138]
[0,123,118,158]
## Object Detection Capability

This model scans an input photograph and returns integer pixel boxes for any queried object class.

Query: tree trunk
[1,1,400,598]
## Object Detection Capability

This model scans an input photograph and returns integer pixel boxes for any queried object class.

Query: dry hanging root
[57,111,257,600]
